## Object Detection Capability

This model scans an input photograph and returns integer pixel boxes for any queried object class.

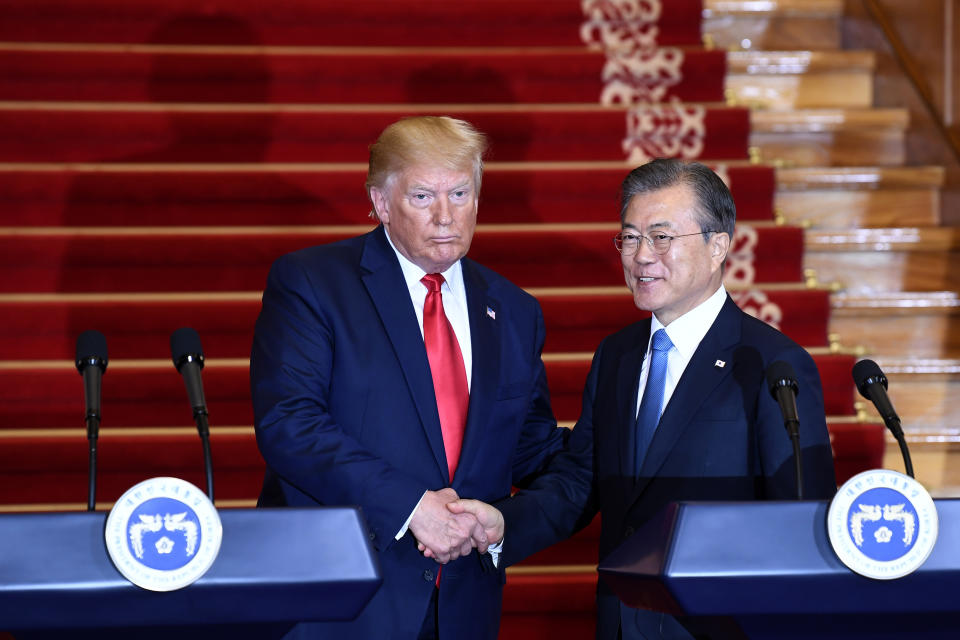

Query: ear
[709,231,731,270]
[369,186,390,223]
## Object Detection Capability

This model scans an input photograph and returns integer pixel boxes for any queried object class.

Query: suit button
[623,526,635,540]
[368,532,376,542]
[422,569,434,582]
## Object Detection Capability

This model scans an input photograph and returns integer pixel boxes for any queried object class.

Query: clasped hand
[409,488,504,564]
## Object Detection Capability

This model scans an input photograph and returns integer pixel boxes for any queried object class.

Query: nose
[432,197,453,226]
[632,236,657,264]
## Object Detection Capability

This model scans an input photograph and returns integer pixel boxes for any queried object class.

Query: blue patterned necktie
[635,328,673,475]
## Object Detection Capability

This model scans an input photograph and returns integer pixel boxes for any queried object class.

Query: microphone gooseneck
[766,360,803,500]
[76,330,108,512]
[852,359,913,478]
[170,327,215,500]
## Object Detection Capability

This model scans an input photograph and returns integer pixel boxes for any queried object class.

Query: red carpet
[0,165,775,226]
[0,48,727,105]
[0,106,751,163]
[0,225,804,292]
[0,288,830,360]
[0,430,264,504]
[0,353,859,432]
[0,0,705,47]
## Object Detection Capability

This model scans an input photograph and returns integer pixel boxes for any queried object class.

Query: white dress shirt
[635,285,728,419]
[386,230,472,391]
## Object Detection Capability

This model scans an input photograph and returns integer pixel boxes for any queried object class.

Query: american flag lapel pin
[714,360,726,368]
[486,306,496,320]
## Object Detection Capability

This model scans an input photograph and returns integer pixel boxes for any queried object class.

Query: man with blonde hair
[251,116,566,639]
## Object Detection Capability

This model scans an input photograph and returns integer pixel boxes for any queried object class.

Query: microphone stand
[786,420,803,501]
[886,418,914,479]
[767,362,804,501]
[193,408,215,501]
[86,413,98,512]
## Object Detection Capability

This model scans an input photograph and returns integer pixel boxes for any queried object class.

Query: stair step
[804,227,960,294]
[0,428,263,505]
[0,44,878,111]
[0,43,726,105]
[0,224,805,292]
[0,163,777,226]
[864,358,960,431]
[703,0,844,50]
[0,103,751,164]
[726,50,874,110]
[831,292,960,358]
[870,360,960,494]
[0,352,861,432]
[775,166,943,228]
[0,416,875,509]
[750,109,909,167]
[0,1,705,48]
[884,427,960,497]
[1,105,907,168]
[0,285,831,360]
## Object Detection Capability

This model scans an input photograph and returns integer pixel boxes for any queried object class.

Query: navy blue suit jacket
[498,296,836,639]
[250,226,565,639]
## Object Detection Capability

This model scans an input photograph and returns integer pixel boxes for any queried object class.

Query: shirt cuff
[487,538,503,568]
[396,490,428,540]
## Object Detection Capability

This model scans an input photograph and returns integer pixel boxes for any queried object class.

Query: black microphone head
[75,330,108,374]
[170,327,205,372]
[852,358,888,398]
[766,360,799,398]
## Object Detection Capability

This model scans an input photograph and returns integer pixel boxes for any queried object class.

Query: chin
[631,294,655,312]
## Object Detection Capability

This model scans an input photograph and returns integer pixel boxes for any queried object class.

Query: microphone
[75,330,108,512]
[765,360,803,499]
[852,359,913,478]
[852,359,900,433]
[170,327,214,500]
[171,327,207,420]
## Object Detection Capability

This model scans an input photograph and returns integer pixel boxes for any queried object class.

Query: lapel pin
[486,306,496,320]
[714,360,726,368]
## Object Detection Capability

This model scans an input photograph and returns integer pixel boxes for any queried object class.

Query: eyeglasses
[613,230,718,255]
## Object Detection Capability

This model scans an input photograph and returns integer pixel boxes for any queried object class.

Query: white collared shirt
[384,227,473,390]
[635,285,728,418]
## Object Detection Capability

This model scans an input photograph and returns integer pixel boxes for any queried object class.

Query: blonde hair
[366,116,488,218]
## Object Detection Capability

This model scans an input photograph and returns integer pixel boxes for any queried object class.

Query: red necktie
[421,273,469,480]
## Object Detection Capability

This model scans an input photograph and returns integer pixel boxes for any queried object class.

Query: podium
[0,507,381,639]
[598,500,960,639]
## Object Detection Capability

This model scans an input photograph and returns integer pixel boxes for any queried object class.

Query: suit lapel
[454,259,499,485]
[359,227,450,482]
[630,296,742,504]
[616,322,649,495]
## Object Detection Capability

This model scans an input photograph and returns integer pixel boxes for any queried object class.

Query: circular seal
[105,477,222,591]
[827,469,938,580]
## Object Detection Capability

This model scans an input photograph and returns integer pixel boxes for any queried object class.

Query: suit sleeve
[508,300,570,485]
[757,344,837,499]
[250,254,425,549]
[497,339,605,567]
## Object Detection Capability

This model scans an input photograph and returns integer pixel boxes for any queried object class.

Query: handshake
[409,488,505,564]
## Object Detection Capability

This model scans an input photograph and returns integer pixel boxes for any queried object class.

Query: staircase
[4,0,956,637]
[706,0,960,497]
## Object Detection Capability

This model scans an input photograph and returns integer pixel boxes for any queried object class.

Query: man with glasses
[450,158,836,639]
